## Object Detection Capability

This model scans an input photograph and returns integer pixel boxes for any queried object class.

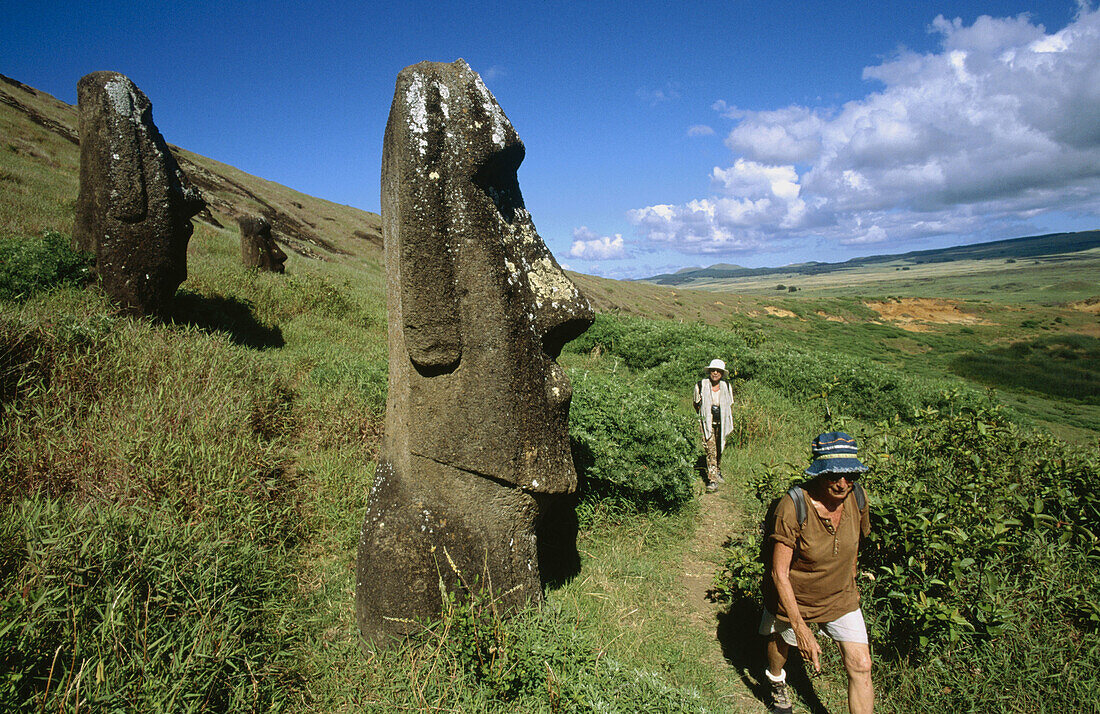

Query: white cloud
[482,65,507,82]
[631,7,1100,256]
[570,226,629,259]
[687,124,716,137]
[637,83,681,105]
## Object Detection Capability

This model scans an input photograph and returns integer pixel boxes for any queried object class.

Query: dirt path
[679,488,763,712]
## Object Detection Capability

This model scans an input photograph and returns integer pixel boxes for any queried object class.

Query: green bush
[566,314,750,392]
[712,397,1100,711]
[741,346,983,424]
[859,403,1100,652]
[566,314,980,424]
[0,231,91,301]
[569,369,698,519]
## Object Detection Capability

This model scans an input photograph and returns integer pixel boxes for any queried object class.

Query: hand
[794,623,822,673]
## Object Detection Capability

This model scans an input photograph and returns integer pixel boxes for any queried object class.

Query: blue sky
[3,1,1097,278]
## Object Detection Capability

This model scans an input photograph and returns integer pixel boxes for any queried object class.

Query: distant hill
[642,231,1100,286]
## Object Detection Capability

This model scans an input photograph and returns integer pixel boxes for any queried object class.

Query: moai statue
[356,60,594,645]
[73,71,205,317]
[238,215,288,273]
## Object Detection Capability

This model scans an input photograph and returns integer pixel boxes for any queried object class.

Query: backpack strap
[789,483,867,529]
[787,486,808,528]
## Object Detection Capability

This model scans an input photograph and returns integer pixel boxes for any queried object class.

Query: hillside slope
[0,73,381,263]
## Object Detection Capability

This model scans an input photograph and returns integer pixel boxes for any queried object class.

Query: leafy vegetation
[0,231,91,301]
[713,397,1100,712]
[569,368,698,520]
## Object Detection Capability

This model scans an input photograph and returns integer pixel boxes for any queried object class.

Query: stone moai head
[357,59,593,645]
[73,71,205,317]
[238,215,288,273]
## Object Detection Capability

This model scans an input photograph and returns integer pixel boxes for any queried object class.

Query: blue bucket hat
[804,432,869,478]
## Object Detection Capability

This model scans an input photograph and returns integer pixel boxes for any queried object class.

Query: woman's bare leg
[837,640,873,714]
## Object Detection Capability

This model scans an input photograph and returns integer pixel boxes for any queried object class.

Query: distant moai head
[238,215,288,273]
[73,71,205,316]
[357,60,593,645]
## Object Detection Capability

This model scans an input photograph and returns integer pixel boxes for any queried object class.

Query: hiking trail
[678,487,763,712]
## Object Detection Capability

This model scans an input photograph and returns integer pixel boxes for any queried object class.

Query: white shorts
[759,607,868,646]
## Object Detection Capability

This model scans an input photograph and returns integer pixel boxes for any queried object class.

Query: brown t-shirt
[763,488,871,623]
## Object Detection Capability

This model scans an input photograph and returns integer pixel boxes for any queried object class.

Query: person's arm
[771,542,822,672]
[692,380,702,411]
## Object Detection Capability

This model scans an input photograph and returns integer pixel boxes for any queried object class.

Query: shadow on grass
[695,452,709,486]
[536,492,581,591]
[716,596,832,714]
[171,291,284,349]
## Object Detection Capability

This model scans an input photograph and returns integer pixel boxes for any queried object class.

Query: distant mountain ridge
[642,231,1100,286]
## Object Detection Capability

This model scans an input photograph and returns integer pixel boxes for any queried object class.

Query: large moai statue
[356,60,594,645]
[73,71,205,317]
[238,215,288,273]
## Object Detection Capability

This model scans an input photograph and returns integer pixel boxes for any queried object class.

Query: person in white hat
[692,358,734,492]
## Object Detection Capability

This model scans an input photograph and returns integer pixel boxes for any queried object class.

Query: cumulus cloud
[631,7,1100,256]
[687,124,716,137]
[570,226,629,259]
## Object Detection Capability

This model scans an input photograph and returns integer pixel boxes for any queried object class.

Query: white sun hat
[704,359,726,374]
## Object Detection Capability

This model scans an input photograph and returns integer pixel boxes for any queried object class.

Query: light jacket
[693,378,734,451]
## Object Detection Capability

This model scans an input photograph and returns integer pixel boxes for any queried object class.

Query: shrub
[0,231,91,301]
[569,369,698,519]
[566,314,751,392]
[713,398,1100,679]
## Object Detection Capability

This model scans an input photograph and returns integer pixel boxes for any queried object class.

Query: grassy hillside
[0,73,381,260]
[2,74,1099,713]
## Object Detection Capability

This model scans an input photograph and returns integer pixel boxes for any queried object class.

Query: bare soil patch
[865,298,987,331]
[816,311,845,322]
[1069,297,1100,314]
[750,306,800,318]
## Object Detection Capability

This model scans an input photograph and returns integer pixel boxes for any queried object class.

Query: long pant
[702,415,723,483]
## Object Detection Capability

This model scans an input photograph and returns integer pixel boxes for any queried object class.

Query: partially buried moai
[238,215,287,273]
[356,60,594,645]
[73,71,205,317]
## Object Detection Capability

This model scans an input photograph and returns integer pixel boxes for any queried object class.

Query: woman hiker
[692,358,734,492]
[760,432,874,714]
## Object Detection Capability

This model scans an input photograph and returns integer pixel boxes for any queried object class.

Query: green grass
[3,75,1100,712]
[952,334,1100,403]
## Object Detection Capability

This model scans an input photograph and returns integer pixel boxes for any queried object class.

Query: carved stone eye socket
[473,143,525,224]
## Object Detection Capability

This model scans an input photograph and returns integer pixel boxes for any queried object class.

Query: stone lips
[357,60,593,644]
[73,71,205,317]
[238,215,288,273]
